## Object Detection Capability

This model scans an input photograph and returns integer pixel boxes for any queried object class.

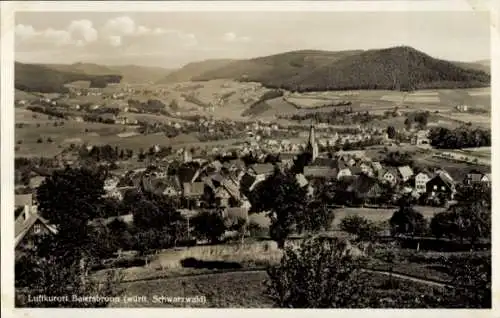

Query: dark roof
[177,165,200,184]
[310,157,337,167]
[240,173,257,193]
[250,163,275,176]
[303,166,338,179]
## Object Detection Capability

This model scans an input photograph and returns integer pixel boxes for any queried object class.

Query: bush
[266,236,369,308]
[191,211,227,244]
[340,215,380,241]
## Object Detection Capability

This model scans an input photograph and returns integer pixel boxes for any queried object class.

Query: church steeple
[306,125,318,161]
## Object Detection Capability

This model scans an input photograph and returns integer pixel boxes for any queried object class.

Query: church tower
[306,125,319,161]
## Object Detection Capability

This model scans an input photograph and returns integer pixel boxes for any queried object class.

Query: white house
[415,172,431,193]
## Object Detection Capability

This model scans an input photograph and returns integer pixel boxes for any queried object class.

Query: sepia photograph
[2,1,495,311]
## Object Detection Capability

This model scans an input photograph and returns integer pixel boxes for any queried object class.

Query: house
[358,161,374,176]
[456,104,468,112]
[481,173,492,184]
[183,181,205,197]
[397,165,414,182]
[371,161,383,175]
[464,170,485,185]
[15,208,57,252]
[426,172,456,200]
[414,172,431,194]
[381,168,399,185]
[411,130,430,145]
[295,174,314,197]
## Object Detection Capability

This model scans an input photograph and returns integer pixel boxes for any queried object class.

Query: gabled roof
[437,171,455,186]
[222,178,241,200]
[398,165,414,179]
[249,163,275,176]
[15,212,57,247]
[482,173,492,181]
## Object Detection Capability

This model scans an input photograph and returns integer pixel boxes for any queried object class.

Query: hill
[15,62,122,93]
[175,47,490,92]
[156,59,235,84]
[452,60,490,74]
[39,62,172,84]
[194,49,363,83]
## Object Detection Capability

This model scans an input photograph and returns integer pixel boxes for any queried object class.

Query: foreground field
[114,270,271,308]
[114,266,452,308]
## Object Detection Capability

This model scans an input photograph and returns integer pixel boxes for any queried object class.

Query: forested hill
[15,62,122,93]
[165,46,491,92]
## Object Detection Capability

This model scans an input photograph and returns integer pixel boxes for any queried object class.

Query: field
[114,270,271,308]
[15,109,128,157]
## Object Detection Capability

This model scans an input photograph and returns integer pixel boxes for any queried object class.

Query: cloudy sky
[15,11,490,68]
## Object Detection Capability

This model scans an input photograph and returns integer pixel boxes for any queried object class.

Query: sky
[14,11,491,68]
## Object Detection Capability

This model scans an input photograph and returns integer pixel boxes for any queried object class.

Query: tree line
[429,127,491,149]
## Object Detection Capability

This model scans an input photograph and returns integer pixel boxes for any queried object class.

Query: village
[14,122,491,251]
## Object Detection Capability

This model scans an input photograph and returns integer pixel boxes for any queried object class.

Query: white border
[1,1,499,317]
